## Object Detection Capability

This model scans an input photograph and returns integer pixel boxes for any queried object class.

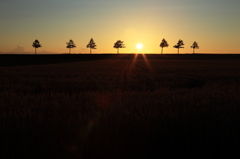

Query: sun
[136,43,143,50]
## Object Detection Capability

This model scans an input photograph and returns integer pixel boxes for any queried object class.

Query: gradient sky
[0,0,240,54]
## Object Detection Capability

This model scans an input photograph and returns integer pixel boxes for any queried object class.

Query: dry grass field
[0,54,240,159]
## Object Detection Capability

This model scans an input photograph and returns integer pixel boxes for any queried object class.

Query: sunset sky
[0,0,240,54]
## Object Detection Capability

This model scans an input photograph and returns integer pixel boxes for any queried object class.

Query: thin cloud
[42,50,54,54]
[80,48,89,53]
[9,45,26,53]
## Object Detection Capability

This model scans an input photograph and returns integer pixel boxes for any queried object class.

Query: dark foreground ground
[0,54,240,66]
[0,54,240,159]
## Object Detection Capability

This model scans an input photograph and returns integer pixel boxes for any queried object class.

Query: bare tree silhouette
[66,39,76,54]
[114,40,125,54]
[173,39,184,54]
[86,38,97,54]
[191,41,199,54]
[32,39,42,55]
[159,38,169,54]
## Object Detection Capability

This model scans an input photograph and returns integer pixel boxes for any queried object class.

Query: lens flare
[136,43,143,50]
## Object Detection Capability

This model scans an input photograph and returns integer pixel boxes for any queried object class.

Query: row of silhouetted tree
[158,39,199,54]
[32,38,199,55]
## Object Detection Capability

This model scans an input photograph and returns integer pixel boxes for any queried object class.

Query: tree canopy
[160,38,169,54]
[191,41,199,49]
[87,38,97,49]
[66,39,76,49]
[173,39,184,54]
[32,39,42,54]
[32,39,42,49]
[191,41,199,54]
[114,40,125,54]
[87,38,97,54]
[66,39,76,54]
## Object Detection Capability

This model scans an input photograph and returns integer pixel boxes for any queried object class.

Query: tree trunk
[117,48,119,54]
[178,48,179,54]
[193,48,195,54]
[161,47,163,54]
[69,48,71,54]
[35,48,36,55]
[90,48,92,54]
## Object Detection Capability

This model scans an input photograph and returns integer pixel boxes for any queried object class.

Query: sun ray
[130,54,138,72]
[142,54,153,73]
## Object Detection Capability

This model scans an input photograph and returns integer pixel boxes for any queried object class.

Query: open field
[0,54,240,158]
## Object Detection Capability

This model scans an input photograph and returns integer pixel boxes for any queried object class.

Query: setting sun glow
[0,1,240,54]
[136,43,143,50]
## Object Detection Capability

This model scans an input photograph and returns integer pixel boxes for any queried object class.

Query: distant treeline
[31,38,200,55]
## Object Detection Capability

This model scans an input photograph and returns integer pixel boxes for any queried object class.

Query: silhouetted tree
[191,41,199,54]
[66,39,76,54]
[86,38,97,54]
[114,40,125,54]
[32,39,42,55]
[173,39,184,54]
[159,38,169,54]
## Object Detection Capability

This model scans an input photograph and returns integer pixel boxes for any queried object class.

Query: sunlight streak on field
[142,54,153,72]
[130,54,138,71]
